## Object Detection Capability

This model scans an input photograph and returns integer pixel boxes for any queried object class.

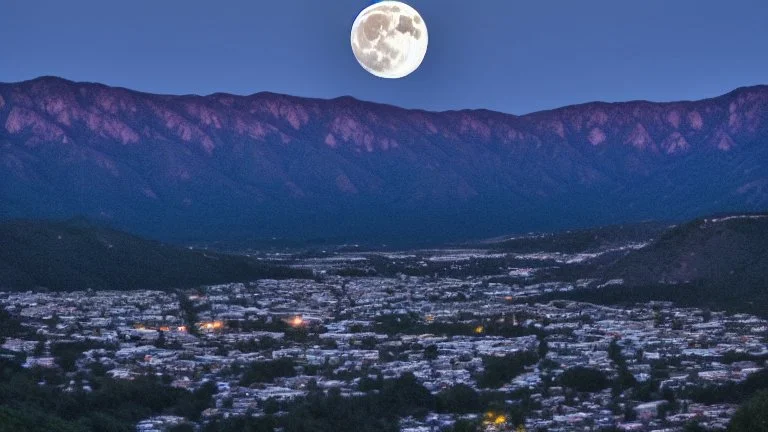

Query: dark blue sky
[2,0,766,114]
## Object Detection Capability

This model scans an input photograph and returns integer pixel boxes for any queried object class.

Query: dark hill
[0,219,311,291]
[542,214,768,316]
[490,221,667,254]
[608,214,768,285]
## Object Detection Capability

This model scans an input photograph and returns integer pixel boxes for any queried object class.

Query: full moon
[351,1,428,79]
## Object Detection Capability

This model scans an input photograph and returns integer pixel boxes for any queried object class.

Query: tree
[728,390,768,432]
[448,419,481,432]
[608,339,623,365]
[608,339,637,391]
[360,336,378,350]
[624,403,637,422]
[684,422,708,432]
[379,373,435,418]
[33,341,46,357]
[174,381,216,421]
[0,309,24,343]
[477,351,538,389]
[538,339,549,359]
[155,330,166,348]
[436,384,481,414]
[239,358,298,386]
[263,398,280,415]
[424,345,439,361]
[559,367,610,393]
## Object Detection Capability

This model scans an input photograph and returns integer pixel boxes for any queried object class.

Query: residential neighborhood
[1,247,765,431]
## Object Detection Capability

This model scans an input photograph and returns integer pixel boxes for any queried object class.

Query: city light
[198,321,224,331]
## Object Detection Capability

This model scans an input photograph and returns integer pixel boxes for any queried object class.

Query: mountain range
[1,77,767,243]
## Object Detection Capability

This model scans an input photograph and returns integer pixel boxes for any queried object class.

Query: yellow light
[494,415,506,425]
[474,325,485,334]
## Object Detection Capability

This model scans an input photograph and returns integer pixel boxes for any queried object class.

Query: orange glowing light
[290,316,304,327]
[159,326,170,332]
[198,321,224,331]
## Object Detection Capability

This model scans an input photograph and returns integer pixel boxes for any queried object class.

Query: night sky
[1,0,766,114]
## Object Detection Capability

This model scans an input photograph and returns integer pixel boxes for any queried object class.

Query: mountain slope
[540,214,768,315]
[608,214,768,285]
[0,219,310,291]
[1,77,767,243]
[490,221,667,254]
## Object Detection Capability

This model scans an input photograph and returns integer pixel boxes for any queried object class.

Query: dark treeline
[373,313,541,338]
[204,373,529,432]
[477,352,539,389]
[0,356,215,432]
[336,255,518,279]
[558,367,611,393]
[685,369,768,405]
[533,280,768,318]
[729,390,768,432]
[682,369,768,432]
[204,373,429,432]
[239,358,298,386]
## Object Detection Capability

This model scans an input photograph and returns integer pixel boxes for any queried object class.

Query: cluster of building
[1,249,766,432]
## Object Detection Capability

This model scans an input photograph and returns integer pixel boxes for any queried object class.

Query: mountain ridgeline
[0,219,311,292]
[1,77,767,243]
